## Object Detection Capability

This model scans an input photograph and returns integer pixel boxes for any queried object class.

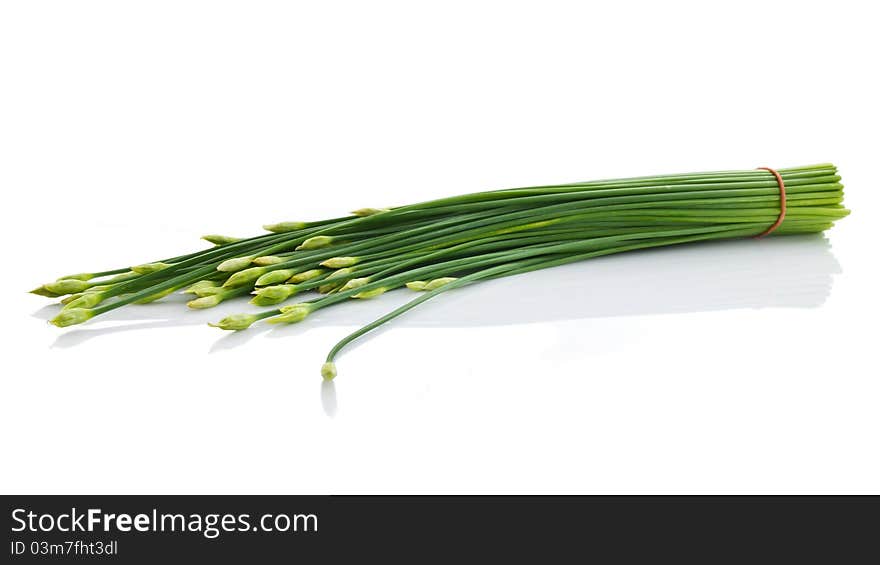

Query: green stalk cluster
[33,164,849,379]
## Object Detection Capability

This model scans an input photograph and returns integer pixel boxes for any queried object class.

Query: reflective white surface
[1,1,878,494]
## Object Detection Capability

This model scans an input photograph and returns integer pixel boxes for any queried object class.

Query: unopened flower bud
[326,267,353,280]
[250,284,298,306]
[43,279,92,295]
[288,269,326,283]
[60,292,85,305]
[353,287,386,299]
[58,273,94,281]
[223,267,267,288]
[187,295,222,309]
[217,256,255,272]
[183,280,219,295]
[50,308,95,327]
[296,235,334,250]
[424,277,458,291]
[63,292,104,309]
[252,256,286,266]
[321,362,337,380]
[209,313,259,331]
[106,272,139,283]
[30,285,62,298]
[131,262,171,274]
[255,269,296,287]
[320,256,359,269]
[194,286,224,297]
[351,207,390,217]
[201,234,241,245]
[263,221,307,233]
[268,303,313,324]
[405,281,427,291]
[340,277,370,292]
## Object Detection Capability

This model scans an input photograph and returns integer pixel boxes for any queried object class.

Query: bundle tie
[755,166,786,238]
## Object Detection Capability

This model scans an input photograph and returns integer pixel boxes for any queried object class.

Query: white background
[1,1,877,494]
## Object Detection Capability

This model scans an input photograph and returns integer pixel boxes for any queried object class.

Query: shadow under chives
[321,380,338,418]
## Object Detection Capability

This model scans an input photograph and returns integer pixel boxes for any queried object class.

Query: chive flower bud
[405,281,427,291]
[263,221,307,233]
[340,277,370,292]
[43,279,92,295]
[250,284,298,306]
[353,287,386,299]
[318,283,341,294]
[187,295,222,309]
[130,262,171,274]
[223,267,267,288]
[193,286,224,297]
[288,269,326,283]
[320,256,359,269]
[217,256,255,272]
[252,256,285,266]
[30,285,62,297]
[267,303,313,324]
[351,207,390,217]
[201,234,241,245]
[106,272,136,283]
[62,292,104,309]
[208,313,259,331]
[424,277,458,290]
[60,292,85,305]
[321,362,337,380]
[326,267,353,280]
[59,286,107,301]
[296,236,334,251]
[183,280,219,295]
[50,308,95,327]
[255,269,296,286]
[57,273,94,281]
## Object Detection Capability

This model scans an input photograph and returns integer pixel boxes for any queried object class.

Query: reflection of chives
[35,164,849,379]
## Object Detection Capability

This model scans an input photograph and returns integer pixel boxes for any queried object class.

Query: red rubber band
[755,166,786,238]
